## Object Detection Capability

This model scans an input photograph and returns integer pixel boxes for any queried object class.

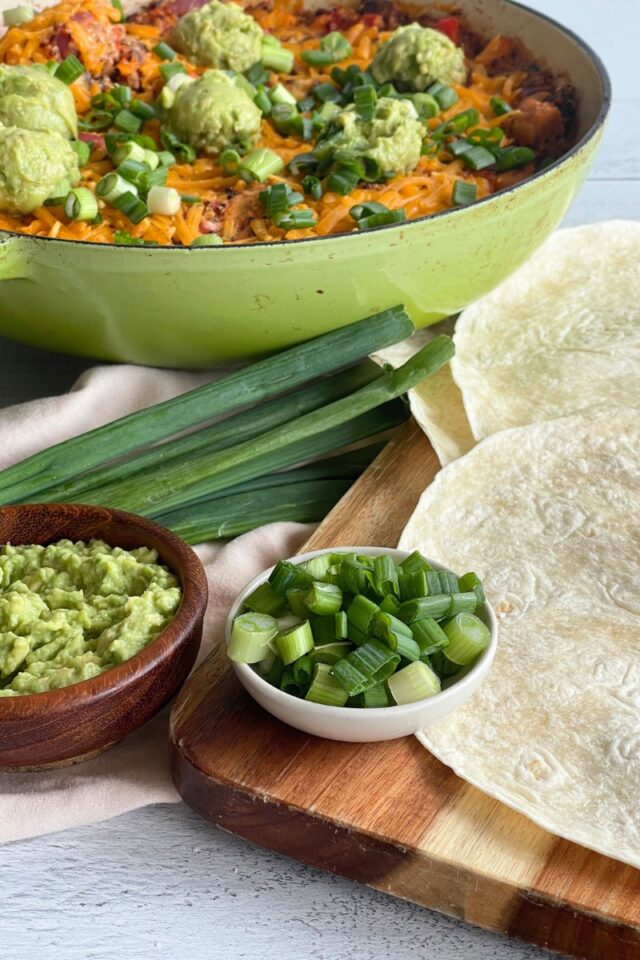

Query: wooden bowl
[0,503,208,770]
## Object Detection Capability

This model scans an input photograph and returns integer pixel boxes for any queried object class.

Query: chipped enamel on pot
[0,0,609,367]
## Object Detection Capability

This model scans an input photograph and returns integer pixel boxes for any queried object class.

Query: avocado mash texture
[166,69,261,155]
[371,24,467,91]
[0,125,80,214]
[0,64,78,139]
[333,97,424,174]
[0,540,181,696]
[173,0,263,71]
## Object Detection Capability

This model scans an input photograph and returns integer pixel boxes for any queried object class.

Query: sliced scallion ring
[64,187,98,222]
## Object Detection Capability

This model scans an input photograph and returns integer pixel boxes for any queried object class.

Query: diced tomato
[435,16,461,44]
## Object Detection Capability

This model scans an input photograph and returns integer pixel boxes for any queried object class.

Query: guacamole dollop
[0,125,80,215]
[0,540,181,696]
[0,64,77,139]
[332,96,423,175]
[166,69,261,155]
[371,25,466,91]
[173,0,263,71]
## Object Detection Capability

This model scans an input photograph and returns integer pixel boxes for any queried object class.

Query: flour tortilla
[452,220,640,441]
[376,323,475,465]
[399,406,640,867]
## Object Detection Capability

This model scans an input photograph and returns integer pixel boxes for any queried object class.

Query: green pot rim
[0,0,611,255]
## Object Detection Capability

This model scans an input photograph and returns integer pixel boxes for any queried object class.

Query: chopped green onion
[297,94,315,112]
[356,209,406,231]
[494,145,535,170]
[140,166,168,192]
[399,551,431,575]
[112,140,147,165]
[253,84,272,116]
[303,582,342,616]
[227,611,278,663]
[117,158,149,186]
[490,95,512,116]
[398,570,428,600]
[269,82,296,106]
[441,612,490,665]
[301,48,333,66]
[69,139,91,166]
[326,168,359,195]
[113,191,149,224]
[190,234,220,246]
[412,618,449,657]
[55,55,84,85]
[397,595,452,623]
[462,145,495,171]
[219,147,240,175]
[354,84,377,121]
[311,638,350,663]
[331,639,400,696]
[371,611,412,643]
[114,109,142,134]
[64,187,98,222]
[111,84,132,107]
[3,5,33,26]
[426,81,458,110]
[350,200,388,222]
[153,41,177,60]
[274,209,316,230]
[298,554,334,582]
[276,620,315,665]
[147,185,181,215]
[411,92,439,118]
[448,592,479,616]
[142,149,160,170]
[312,82,342,103]
[246,61,269,86]
[305,662,349,706]
[96,173,137,204]
[160,61,186,82]
[240,146,284,182]
[388,661,441,704]
[449,138,473,157]
[452,179,477,206]
[372,555,399,598]
[269,560,312,595]
[161,131,197,163]
[261,39,294,73]
[311,612,348,645]
[439,571,459,593]
[158,150,176,167]
[244,581,287,616]
[379,594,400,615]
[78,109,114,132]
[346,594,379,642]
[111,0,123,21]
[322,31,352,61]
[392,633,421,662]
[458,571,486,606]
[130,98,157,121]
[286,587,309,618]
[352,683,391,708]
[301,175,323,200]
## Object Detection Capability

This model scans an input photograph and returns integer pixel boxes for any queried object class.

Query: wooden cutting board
[170,420,640,960]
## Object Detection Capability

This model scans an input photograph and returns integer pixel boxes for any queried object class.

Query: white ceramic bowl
[226,547,498,742]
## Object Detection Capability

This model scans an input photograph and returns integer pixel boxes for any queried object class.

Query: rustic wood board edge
[170,752,640,960]
[170,420,640,960]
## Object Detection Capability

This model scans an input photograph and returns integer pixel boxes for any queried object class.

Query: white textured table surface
[1,3,635,958]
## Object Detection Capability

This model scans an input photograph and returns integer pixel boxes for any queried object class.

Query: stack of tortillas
[395,220,640,867]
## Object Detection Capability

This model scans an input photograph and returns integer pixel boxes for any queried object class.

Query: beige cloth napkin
[0,365,313,844]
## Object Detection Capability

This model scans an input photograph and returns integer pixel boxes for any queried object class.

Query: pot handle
[0,232,31,280]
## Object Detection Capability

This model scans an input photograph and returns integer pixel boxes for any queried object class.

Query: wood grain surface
[0,503,208,769]
[170,421,640,960]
